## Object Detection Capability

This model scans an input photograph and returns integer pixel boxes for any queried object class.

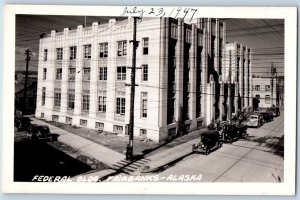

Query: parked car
[259,111,273,123]
[14,117,31,131]
[269,107,280,117]
[192,130,222,155]
[235,124,248,139]
[26,124,58,141]
[219,122,238,143]
[245,113,262,128]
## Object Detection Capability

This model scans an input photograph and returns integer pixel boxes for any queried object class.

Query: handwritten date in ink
[121,7,198,21]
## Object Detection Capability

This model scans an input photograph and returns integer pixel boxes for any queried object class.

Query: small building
[252,77,277,109]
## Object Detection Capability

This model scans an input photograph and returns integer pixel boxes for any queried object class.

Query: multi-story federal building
[35,17,250,142]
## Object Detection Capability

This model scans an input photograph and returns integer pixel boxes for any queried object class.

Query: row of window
[43,65,148,82]
[253,85,271,91]
[42,113,148,136]
[41,87,148,117]
[170,24,204,45]
[43,38,149,61]
[254,94,271,104]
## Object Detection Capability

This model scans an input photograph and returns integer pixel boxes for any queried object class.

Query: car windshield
[250,116,258,119]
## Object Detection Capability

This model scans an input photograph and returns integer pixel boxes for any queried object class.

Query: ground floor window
[139,129,147,138]
[52,115,59,122]
[265,95,271,104]
[68,93,75,110]
[54,92,61,107]
[80,119,87,126]
[95,122,104,129]
[41,113,44,118]
[66,117,72,125]
[82,95,90,111]
[197,121,203,128]
[116,97,125,115]
[113,125,123,133]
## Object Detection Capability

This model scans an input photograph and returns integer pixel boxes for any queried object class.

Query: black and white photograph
[2,5,297,195]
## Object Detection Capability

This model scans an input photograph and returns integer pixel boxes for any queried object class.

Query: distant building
[252,77,277,108]
[223,42,252,118]
[15,72,38,114]
[35,17,251,142]
[15,81,37,114]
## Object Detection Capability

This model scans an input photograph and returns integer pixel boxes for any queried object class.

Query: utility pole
[126,17,139,161]
[23,49,31,116]
[271,63,276,107]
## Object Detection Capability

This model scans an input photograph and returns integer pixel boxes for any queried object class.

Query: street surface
[158,111,284,182]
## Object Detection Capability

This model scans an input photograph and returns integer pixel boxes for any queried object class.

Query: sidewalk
[30,118,203,178]
[140,138,200,173]
[30,118,124,166]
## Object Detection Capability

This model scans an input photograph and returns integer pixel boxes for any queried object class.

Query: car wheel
[206,148,210,155]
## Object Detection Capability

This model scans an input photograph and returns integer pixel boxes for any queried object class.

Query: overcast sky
[15,15,284,77]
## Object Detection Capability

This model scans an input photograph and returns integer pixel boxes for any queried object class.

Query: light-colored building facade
[35,17,250,142]
[221,42,252,118]
[252,77,277,108]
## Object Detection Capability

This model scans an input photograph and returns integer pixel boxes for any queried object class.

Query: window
[142,64,148,81]
[43,68,47,80]
[116,97,125,115]
[42,87,46,106]
[99,67,107,81]
[95,122,104,129]
[52,115,59,122]
[56,48,63,60]
[99,43,108,58]
[254,85,260,91]
[265,95,271,104]
[117,66,126,81]
[66,117,72,125]
[83,68,90,81]
[69,68,76,81]
[171,24,177,38]
[82,95,90,111]
[80,119,87,126]
[113,125,123,132]
[117,41,127,56]
[141,92,148,118]
[68,93,75,110]
[265,85,271,91]
[186,29,191,43]
[56,68,62,80]
[70,46,77,60]
[197,121,203,128]
[44,49,48,61]
[84,44,91,59]
[98,96,107,113]
[140,129,147,137]
[54,92,61,107]
[41,113,45,118]
[142,38,149,55]
[198,33,203,46]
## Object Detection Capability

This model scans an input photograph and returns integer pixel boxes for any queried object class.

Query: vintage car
[269,107,280,117]
[235,124,248,139]
[245,114,262,128]
[219,122,239,143]
[192,130,222,155]
[259,111,273,123]
[26,124,58,141]
[14,117,31,131]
